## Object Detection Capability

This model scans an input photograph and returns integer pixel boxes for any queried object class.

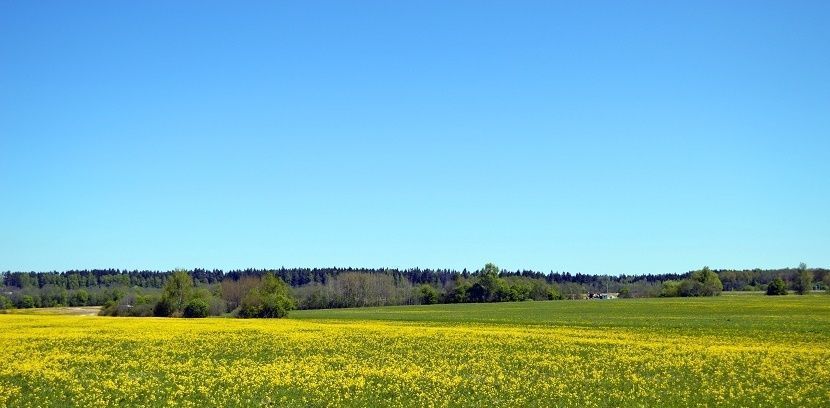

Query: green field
[1,296,828,407]
[294,294,830,334]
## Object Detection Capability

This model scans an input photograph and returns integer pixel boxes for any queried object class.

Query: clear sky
[1,1,828,275]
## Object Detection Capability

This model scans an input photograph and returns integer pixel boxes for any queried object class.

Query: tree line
[1,266,688,292]
[96,270,296,318]
[1,263,827,313]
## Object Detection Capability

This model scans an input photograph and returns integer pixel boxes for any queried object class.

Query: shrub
[547,285,563,300]
[99,306,113,316]
[504,283,531,302]
[239,291,293,318]
[418,284,439,305]
[660,280,680,297]
[98,294,160,317]
[221,276,261,312]
[0,295,12,309]
[678,280,703,297]
[129,303,155,317]
[153,297,173,317]
[208,296,227,316]
[467,283,488,302]
[18,295,35,309]
[238,274,296,318]
[766,278,788,296]
[524,280,560,301]
[445,282,470,303]
[183,299,209,318]
[99,300,117,316]
[682,267,723,297]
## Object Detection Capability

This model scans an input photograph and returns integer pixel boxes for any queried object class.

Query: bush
[0,295,12,309]
[238,274,296,318]
[17,295,35,309]
[418,284,439,305]
[681,267,723,297]
[208,296,227,316]
[98,294,160,317]
[547,285,563,300]
[183,299,210,318]
[660,280,680,297]
[445,282,470,303]
[467,283,488,302]
[129,303,156,317]
[766,278,788,296]
[153,297,173,317]
[504,283,531,302]
[238,291,293,318]
[98,300,118,316]
[98,300,117,316]
[678,280,703,297]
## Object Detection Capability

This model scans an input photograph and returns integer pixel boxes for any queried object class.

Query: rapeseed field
[1,296,828,407]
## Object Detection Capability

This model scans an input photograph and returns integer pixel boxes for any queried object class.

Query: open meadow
[1,295,829,407]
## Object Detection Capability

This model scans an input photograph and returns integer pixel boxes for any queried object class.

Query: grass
[2,306,101,316]
[1,296,828,407]
[294,295,830,336]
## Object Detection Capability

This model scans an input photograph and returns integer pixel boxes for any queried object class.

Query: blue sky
[1,1,828,275]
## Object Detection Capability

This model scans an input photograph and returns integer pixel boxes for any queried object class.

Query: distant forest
[1,265,828,313]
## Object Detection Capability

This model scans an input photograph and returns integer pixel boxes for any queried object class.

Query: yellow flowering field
[1,296,828,407]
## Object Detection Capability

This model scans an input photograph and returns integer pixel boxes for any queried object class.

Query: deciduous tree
[163,270,193,313]
[792,263,813,295]
[766,277,788,296]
